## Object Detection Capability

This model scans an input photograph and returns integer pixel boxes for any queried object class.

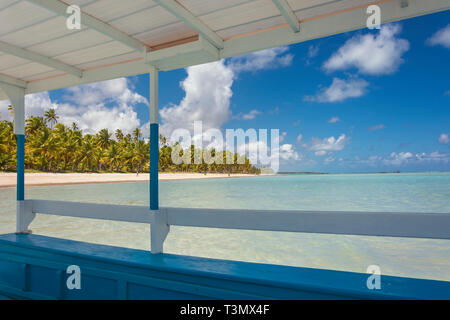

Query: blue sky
[1,10,449,173]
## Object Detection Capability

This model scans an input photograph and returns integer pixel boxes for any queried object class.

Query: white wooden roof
[0,0,449,100]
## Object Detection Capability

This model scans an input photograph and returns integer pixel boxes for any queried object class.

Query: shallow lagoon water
[0,172,449,281]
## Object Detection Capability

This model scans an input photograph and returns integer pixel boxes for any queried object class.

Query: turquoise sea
[0,172,449,281]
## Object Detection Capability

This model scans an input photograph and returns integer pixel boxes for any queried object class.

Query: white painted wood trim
[2,0,447,101]
[16,200,35,233]
[25,0,147,53]
[149,66,158,124]
[165,207,450,239]
[0,82,25,135]
[153,0,224,49]
[31,200,154,224]
[272,0,300,32]
[0,74,27,89]
[0,41,83,78]
[29,200,450,240]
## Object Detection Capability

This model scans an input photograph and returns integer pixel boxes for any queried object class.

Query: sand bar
[0,172,259,188]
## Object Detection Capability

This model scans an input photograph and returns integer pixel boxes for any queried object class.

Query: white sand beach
[0,172,259,188]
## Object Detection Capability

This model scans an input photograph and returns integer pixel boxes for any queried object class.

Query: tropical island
[0,108,261,176]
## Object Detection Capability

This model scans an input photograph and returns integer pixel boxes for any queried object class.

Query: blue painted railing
[0,234,449,300]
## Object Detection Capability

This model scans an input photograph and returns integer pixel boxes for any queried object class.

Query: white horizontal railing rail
[16,199,450,254]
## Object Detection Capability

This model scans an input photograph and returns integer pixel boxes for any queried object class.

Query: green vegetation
[0,109,260,175]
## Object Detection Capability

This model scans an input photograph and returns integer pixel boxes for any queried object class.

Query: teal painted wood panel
[0,233,448,300]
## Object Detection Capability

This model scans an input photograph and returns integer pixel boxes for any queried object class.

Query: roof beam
[153,0,224,49]
[0,73,27,89]
[26,0,147,53]
[0,41,83,78]
[272,0,300,33]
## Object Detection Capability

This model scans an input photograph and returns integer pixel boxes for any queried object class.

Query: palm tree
[115,129,124,142]
[44,109,58,129]
[26,117,45,136]
[96,129,111,149]
[0,118,261,175]
[132,140,147,175]
[133,128,141,141]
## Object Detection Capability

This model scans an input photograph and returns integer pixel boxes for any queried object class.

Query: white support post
[0,82,33,233]
[149,65,169,253]
[151,209,170,254]
[16,200,35,233]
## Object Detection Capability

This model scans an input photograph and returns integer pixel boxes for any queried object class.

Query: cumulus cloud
[323,24,409,75]
[63,78,147,107]
[328,117,340,123]
[427,24,450,49]
[0,78,146,135]
[159,61,233,137]
[0,91,59,121]
[303,134,350,152]
[278,144,301,161]
[438,133,450,144]
[368,124,386,131]
[160,46,293,138]
[305,77,369,103]
[235,139,301,172]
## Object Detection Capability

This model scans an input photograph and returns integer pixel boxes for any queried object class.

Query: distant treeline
[277,172,328,175]
[0,109,260,175]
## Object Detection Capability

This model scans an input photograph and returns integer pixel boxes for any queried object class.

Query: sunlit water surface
[0,172,449,281]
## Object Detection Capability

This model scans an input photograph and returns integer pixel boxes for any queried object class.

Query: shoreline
[0,172,261,188]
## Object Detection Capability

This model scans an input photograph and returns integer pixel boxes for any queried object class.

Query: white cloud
[383,151,450,166]
[278,144,301,161]
[427,24,450,49]
[438,133,450,144]
[235,139,301,172]
[234,109,261,120]
[1,78,146,135]
[0,91,58,121]
[296,134,303,144]
[324,156,336,164]
[305,45,319,65]
[323,24,409,75]
[308,45,319,58]
[328,116,340,123]
[58,103,141,135]
[228,46,293,73]
[305,77,368,103]
[314,150,327,156]
[303,134,350,152]
[368,124,386,131]
[160,47,293,138]
[159,61,233,137]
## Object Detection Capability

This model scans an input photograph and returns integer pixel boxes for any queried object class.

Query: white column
[148,66,169,253]
[0,82,34,233]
